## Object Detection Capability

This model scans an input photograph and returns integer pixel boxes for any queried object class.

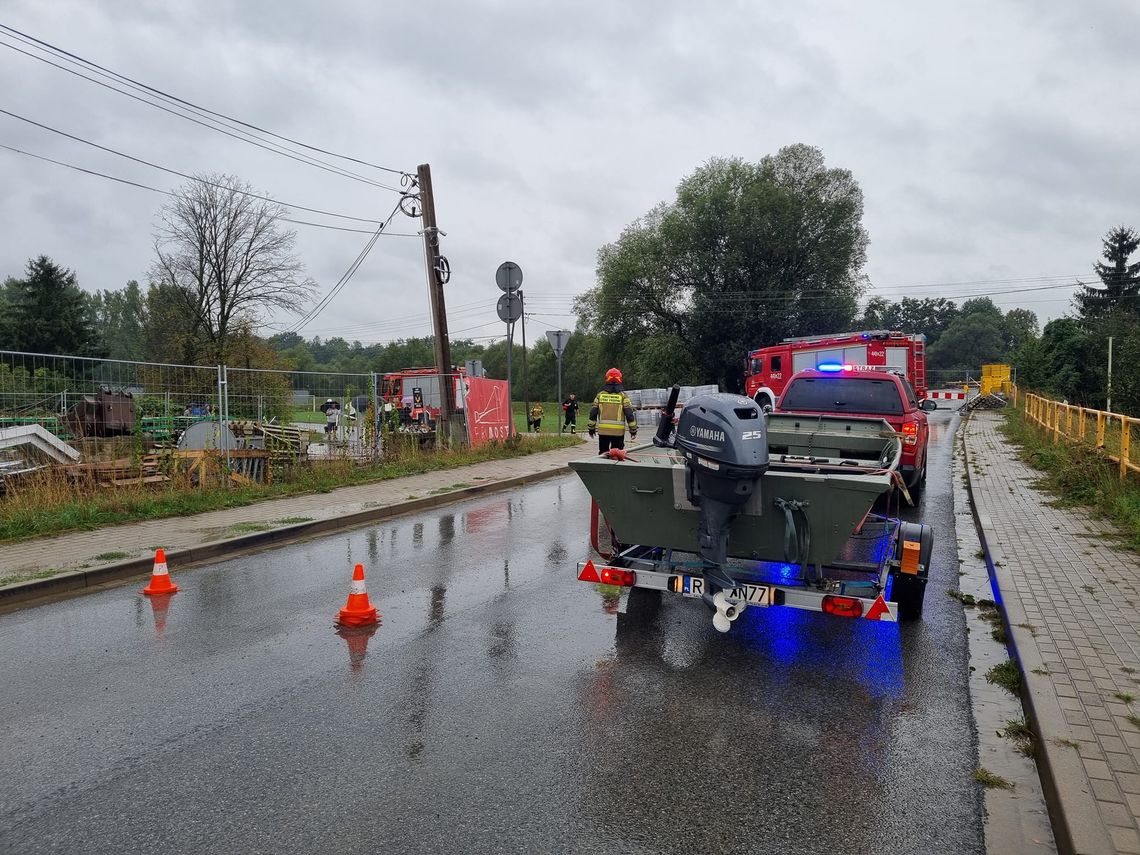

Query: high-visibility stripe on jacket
[588,387,636,436]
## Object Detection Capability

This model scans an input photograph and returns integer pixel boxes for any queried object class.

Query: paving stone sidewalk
[0,442,586,579]
[967,412,1140,855]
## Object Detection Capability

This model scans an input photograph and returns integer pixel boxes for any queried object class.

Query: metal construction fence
[0,350,381,457]
[1018,385,1139,481]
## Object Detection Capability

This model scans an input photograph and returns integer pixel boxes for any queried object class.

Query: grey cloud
[6,0,1140,338]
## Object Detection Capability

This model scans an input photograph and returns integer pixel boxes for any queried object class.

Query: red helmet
[605,367,622,383]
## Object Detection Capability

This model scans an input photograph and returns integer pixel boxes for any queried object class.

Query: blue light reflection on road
[727,604,905,703]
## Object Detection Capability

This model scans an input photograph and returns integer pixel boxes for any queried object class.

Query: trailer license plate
[733,584,772,606]
[680,577,771,606]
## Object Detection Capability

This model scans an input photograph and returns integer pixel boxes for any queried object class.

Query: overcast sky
[2,1,1137,349]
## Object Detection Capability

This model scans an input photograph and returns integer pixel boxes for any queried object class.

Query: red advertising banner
[464,377,511,446]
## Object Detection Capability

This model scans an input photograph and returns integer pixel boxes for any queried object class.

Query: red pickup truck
[775,365,937,493]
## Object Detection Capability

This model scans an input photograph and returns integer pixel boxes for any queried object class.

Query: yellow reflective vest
[588,387,636,436]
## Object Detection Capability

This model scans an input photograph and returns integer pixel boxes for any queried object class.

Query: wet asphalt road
[0,410,978,855]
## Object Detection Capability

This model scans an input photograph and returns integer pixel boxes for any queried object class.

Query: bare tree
[151,174,312,361]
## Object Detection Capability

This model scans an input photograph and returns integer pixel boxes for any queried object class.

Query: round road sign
[496,292,523,323]
[495,261,523,292]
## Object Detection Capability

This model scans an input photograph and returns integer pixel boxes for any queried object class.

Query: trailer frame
[578,503,933,626]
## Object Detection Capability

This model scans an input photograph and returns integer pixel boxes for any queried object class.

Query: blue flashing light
[817,362,844,372]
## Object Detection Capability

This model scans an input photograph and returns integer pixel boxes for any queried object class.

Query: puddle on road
[335,624,381,674]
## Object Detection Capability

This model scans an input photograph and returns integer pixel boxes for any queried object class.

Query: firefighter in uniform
[587,368,637,453]
[562,393,579,433]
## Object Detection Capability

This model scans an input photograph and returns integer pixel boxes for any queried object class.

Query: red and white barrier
[927,390,967,401]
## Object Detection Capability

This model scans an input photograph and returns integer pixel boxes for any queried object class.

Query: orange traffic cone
[337,563,378,627]
[142,548,179,595]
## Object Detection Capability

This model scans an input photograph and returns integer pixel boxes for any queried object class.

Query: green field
[511,401,580,434]
[290,409,328,425]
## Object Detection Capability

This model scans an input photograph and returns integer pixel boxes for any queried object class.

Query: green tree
[1035,318,1099,404]
[925,311,1006,376]
[91,280,146,360]
[1075,226,1140,321]
[0,276,19,348]
[1104,325,1140,414]
[6,256,101,355]
[860,296,959,350]
[481,339,528,387]
[143,281,204,364]
[1001,307,1038,352]
[576,145,868,391]
[859,296,900,330]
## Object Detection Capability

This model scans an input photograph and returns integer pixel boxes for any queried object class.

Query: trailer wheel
[890,573,926,620]
[624,586,662,622]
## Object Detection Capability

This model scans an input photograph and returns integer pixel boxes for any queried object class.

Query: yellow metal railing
[1017,384,1139,480]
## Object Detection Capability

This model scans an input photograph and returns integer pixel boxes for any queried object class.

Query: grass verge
[1002,717,1036,757]
[93,550,132,561]
[986,659,1022,694]
[998,408,1140,551]
[0,568,60,587]
[0,435,579,543]
[973,767,1015,789]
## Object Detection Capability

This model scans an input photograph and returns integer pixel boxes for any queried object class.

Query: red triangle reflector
[866,594,890,621]
[578,559,601,583]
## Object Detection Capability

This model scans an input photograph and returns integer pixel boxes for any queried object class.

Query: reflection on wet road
[0,412,979,854]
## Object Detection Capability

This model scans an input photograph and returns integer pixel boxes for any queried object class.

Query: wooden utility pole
[416,163,456,432]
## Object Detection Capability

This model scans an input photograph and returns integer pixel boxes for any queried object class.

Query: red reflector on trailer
[822,595,864,618]
[600,567,636,587]
[578,560,601,583]
[865,595,891,621]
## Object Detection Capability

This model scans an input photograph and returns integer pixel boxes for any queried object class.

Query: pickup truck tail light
[901,421,919,446]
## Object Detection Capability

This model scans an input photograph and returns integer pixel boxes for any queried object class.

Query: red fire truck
[379,367,469,427]
[743,330,927,409]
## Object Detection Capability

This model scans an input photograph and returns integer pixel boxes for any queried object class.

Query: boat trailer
[579,505,932,632]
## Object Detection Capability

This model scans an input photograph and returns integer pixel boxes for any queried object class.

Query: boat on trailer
[568,388,933,632]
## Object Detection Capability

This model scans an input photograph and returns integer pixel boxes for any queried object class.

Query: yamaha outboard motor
[674,394,768,591]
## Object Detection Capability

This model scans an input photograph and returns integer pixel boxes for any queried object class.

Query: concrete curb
[962,413,1113,855]
[952,421,1056,854]
[0,462,573,612]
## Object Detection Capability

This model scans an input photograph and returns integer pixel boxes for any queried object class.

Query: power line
[866,273,1085,291]
[527,273,1090,303]
[527,277,1086,304]
[0,24,412,180]
[0,33,406,193]
[525,281,1082,315]
[289,200,406,333]
[0,107,389,224]
[0,140,420,236]
[0,141,174,197]
[287,299,495,338]
[0,35,402,192]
